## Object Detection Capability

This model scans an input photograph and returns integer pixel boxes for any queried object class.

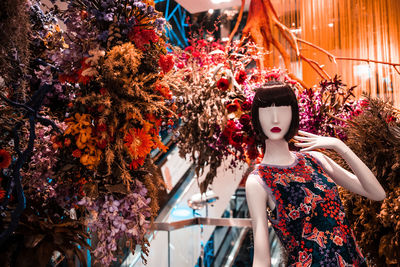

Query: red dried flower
[221,120,237,139]
[159,54,174,73]
[59,73,78,84]
[97,105,105,113]
[241,123,252,133]
[128,28,159,50]
[97,123,107,132]
[64,138,71,147]
[0,149,12,169]
[360,99,369,107]
[239,114,251,126]
[197,39,207,47]
[184,46,194,53]
[211,42,224,50]
[235,70,247,85]
[0,188,5,200]
[192,51,201,58]
[217,78,230,91]
[177,61,185,69]
[77,57,92,85]
[232,132,244,143]
[386,115,396,123]
[72,149,82,158]
[99,88,108,95]
[226,100,240,113]
[226,120,238,131]
[96,139,108,149]
[241,100,252,111]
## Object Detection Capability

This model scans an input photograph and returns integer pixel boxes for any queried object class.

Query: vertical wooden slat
[297,0,400,107]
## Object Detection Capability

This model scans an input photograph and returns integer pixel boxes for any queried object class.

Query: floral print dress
[252,152,367,267]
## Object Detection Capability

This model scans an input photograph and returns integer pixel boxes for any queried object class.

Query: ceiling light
[208,9,214,14]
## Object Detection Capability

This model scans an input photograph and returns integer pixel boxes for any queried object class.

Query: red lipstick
[270,127,281,133]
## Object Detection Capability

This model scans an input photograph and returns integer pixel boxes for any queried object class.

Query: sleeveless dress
[251,152,367,267]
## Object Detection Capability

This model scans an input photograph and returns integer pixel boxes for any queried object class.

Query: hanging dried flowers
[0,0,171,266]
[165,39,266,191]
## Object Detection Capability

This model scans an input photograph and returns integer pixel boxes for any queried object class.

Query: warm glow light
[328,23,334,27]
[353,64,371,79]
[208,9,214,14]
[290,28,302,34]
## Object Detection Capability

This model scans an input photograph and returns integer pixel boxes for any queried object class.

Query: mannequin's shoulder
[245,166,261,185]
[246,172,262,187]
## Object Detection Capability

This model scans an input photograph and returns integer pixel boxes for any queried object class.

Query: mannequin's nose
[272,107,278,123]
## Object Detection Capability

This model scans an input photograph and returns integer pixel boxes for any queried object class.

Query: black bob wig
[251,81,299,142]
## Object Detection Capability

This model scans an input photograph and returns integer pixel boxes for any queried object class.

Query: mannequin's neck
[261,139,295,165]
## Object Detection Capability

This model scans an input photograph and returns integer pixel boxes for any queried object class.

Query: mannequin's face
[258,104,292,140]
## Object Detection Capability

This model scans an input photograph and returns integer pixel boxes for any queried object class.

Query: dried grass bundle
[327,98,400,266]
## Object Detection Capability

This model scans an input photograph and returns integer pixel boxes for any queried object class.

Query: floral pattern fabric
[252,152,367,267]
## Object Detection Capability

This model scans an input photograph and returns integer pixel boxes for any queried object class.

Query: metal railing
[151,217,252,231]
[149,218,253,267]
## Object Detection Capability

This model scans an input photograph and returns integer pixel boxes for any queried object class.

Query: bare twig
[227,0,245,48]
[232,0,400,88]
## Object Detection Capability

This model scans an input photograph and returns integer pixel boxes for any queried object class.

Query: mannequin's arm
[294,130,386,201]
[308,149,385,201]
[245,174,271,267]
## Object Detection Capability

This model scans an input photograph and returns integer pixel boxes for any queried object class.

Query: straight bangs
[253,84,296,108]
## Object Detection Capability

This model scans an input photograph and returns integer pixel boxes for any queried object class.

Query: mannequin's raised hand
[293,130,346,152]
[293,130,386,201]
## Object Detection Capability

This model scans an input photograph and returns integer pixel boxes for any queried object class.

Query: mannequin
[245,81,385,267]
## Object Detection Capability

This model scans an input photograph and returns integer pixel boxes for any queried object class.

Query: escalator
[121,135,248,267]
[207,188,282,267]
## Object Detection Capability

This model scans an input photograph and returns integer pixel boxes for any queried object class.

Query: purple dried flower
[78,180,151,266]
[103,13,114,22]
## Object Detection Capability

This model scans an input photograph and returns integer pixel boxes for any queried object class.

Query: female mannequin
[245,81,385,267]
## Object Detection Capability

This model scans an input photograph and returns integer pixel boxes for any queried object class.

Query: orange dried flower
[154,82,172,99]
[129,157,146,170]
[124,128,154,160]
